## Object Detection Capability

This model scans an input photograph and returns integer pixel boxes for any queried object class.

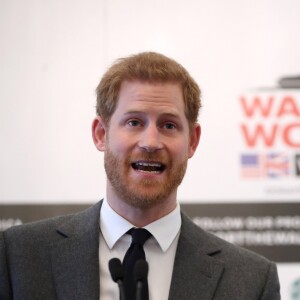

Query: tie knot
[129,228,152,246]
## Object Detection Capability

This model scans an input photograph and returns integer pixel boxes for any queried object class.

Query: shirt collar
[100,198,181,252]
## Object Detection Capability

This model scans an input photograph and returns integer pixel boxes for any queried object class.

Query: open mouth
[131,161,166,174]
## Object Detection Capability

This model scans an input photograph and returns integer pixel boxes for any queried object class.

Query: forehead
[116,80,185,113]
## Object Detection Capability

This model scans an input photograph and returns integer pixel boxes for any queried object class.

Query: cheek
[108,132,132,155]
[170,139,190,158]
[179,139,190,156]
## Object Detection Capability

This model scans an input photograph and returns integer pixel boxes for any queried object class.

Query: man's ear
[188,123,201,158]
[92,116,107,151]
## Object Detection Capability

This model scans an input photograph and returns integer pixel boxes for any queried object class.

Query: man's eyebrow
[123,111,181,119]
[123,110,143,115]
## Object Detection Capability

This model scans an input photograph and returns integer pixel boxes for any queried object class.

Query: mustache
[129,152,168,163]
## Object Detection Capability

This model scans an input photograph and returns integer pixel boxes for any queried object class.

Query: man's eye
[164,123,176,130]
[128,120,141,127]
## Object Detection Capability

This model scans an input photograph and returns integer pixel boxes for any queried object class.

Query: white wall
[1,0,300,203]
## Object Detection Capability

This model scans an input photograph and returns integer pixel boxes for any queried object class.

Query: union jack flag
[265,153,289,178]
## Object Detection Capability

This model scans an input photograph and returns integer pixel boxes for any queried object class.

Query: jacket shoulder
[181,211,272,264]
[3,201,101,245]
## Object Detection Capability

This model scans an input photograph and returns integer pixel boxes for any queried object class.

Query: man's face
[94,80,200,209]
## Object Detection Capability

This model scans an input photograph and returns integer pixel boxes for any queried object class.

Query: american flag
[240,153,290,178]
[240,154,264,178]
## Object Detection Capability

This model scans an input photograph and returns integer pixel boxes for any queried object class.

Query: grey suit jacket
[0,201,280,299]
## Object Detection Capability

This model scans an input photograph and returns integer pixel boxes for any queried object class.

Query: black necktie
[123,228,152,300]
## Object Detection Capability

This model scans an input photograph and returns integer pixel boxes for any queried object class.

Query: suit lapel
[50,202,102,300]
[48,203,224,299]
[169,213,224,300]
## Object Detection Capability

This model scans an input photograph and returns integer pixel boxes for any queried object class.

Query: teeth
[136,162,162,167]
[132,161,165,173]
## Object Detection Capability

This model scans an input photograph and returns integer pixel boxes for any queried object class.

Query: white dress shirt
[99,198,181,300]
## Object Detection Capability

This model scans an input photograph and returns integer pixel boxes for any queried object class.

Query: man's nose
[138,124,163,152]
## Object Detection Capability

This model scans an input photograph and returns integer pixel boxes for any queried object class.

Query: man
[0,52,280,299]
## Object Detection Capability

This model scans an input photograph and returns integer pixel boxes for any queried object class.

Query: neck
[106,186,177,227]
